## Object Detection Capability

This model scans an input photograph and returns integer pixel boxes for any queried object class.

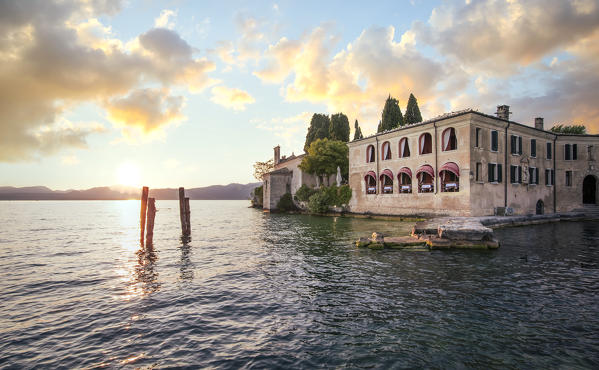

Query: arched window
[442,127,457,151]
[380,169,394,194]
[399,138,410,158]
[381,141,392,160]
[419,133,432,155]
[366,145,375,163]
[365,171,377,194]
[398,167,412,193]
[416,164,434,193]
[439,162,459,192]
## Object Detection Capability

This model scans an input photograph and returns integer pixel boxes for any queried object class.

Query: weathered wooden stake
[184,197,191,236]
[145,197,156,246]
[178,187,187,235]
[140,186,149,244]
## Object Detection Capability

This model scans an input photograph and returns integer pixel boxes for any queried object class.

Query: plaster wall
[348,115,472,216]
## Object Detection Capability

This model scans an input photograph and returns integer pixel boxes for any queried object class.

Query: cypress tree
[304,113,331,152]
[377,120,382,133]
[329,113,350,142]
[404,93,423,125]
[379,95,404,132]
[353,120,363,141]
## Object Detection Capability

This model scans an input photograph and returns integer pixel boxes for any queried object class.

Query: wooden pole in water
[184,197,191,236]
[178,187,187,235]
[140,186,149,244]
[146,197,156,246]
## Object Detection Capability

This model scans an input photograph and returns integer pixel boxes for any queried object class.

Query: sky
[1,0,599,190]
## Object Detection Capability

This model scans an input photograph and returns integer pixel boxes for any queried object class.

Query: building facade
[262,146,335,210]
[347,107,599,217]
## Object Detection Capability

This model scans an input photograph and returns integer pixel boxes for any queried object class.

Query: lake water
[1,200,598,368]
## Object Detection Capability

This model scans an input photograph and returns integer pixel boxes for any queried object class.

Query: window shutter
[488,164,493,182]
[547,142,552,159]
[552,170,555,185]
[497,164,503,183]
[476,128,480,147]
[518,166,522,183]
[573,144,578,160]
[510,165,515,183]
[565,144,571,160]
[511,136,516,154]
[518,136,523,155]
[531,139,536,157]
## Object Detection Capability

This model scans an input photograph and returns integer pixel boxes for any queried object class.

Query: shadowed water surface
[0,200,598,368]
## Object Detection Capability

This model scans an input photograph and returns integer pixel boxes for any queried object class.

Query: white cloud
[210,85,255,111]
[154,9,177,29]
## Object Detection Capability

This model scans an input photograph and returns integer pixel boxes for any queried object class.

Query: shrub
[251,185,263,207]
[295,184,316,202]
[337,185,352,205]
[276,192,296,212]
[307,191,331,214]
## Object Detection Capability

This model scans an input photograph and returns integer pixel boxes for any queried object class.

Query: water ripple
[0,201,598,368]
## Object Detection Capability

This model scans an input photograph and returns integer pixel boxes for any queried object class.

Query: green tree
[404,93,423,125]
[299,138,349,182]
[378,95,404,132]
[550,124,587,134]
[353,120,363,141]
[329,113,350,142]
[304,113,331,151]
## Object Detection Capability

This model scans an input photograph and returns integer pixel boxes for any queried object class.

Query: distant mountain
[0,183,262,200]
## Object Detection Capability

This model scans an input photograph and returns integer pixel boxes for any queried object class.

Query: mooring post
[184,197,191,236]
[178,187,187,235]
[140,186,149,244]
[146,197,156,247]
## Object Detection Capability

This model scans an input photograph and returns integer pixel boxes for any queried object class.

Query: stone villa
[348,105,599,216]
[262,146,335,210]
[263,105,599,216]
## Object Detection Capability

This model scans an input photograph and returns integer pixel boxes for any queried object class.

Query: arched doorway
[583,175,597,204]
[536,200,544,215]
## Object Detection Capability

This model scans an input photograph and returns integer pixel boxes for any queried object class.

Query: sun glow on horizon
[116,162,142,188]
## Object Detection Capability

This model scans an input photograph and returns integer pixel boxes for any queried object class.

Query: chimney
[274,145,281,165]
[535,117,544,131]
[496,105,511,120]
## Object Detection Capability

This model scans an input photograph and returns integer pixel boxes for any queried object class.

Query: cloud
[154,9,177,29]
[254,25,448,133]
[0,0,216,162]
[106,88,185,134]
[210,85,255,111]
[413,0,599,74]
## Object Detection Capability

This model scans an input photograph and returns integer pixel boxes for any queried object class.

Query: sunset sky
[1,0,599,189]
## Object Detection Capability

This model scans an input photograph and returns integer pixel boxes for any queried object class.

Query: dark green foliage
[353,120,363,141]
[550,124,587,134]
[337,184,352,205]
[378,95,404,132]
[295,184,316,202]
[305,185,352,214]
[307,191,331,214]
[299,138,349,180]
[404,93,423,125]
[304,113,331,152]
[329,113,350,142]
[251,185,263,207]
[276,192,296,212]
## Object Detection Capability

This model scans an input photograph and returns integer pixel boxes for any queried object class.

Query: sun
[116,162,141,187]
